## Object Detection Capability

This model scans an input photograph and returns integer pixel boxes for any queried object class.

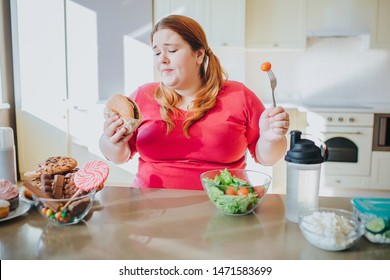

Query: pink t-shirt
[128,81,265,190]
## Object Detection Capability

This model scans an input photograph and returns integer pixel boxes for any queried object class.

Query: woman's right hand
[99,114,133,164]
[103,114,133,145]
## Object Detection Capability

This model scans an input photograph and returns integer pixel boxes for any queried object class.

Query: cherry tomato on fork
[261,62,272,71]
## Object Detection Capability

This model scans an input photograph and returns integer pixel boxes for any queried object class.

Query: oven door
[318,126,373,176]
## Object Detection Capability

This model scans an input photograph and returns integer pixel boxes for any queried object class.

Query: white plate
[0,200,31,222]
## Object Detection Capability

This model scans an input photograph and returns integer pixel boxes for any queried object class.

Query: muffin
[0,199,10,219]
[0,179,19,211]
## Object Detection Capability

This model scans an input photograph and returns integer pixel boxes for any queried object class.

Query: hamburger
[104,94,142,135]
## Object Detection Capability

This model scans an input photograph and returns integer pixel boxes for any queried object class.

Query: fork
[267,70,277,107]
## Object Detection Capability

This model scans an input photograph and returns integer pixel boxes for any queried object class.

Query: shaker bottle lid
[0,127,15,149]
[285,130,325,164]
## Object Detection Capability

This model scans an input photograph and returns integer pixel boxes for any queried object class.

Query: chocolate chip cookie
[38,156,78,175]
[24,156,78,178]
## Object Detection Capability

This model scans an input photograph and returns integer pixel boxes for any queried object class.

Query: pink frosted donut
[74,160,109,192]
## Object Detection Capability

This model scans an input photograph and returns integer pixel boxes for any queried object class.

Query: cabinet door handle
[73,106,88,112]
[320,131,362,135]
[378,117,387,146]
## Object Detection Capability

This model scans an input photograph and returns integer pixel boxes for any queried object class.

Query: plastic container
[351,198,390,244]
[284,130,327,223]
[0,127,17,184]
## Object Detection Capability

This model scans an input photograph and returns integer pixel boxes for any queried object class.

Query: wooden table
[1,186,389,259]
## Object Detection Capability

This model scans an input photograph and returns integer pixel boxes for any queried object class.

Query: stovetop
[301,102,373,113]
[300,101,390,114]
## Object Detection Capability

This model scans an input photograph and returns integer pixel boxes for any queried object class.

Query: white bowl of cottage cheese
[299,208,364,251]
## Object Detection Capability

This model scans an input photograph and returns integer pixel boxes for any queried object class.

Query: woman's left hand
[259,106,290,142]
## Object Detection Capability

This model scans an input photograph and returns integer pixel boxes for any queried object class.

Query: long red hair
[150,15,227,138]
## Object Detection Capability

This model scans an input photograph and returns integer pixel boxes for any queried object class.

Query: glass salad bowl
[200,169,272,216]
[299,208,364,251]
[33,190,96,226]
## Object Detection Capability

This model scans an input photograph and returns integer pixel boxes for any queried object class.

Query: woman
[99,15,290,190]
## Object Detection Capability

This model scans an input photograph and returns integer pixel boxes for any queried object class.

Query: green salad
[202,169,266,215]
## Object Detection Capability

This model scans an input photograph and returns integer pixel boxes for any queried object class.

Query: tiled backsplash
[214,36,390,106]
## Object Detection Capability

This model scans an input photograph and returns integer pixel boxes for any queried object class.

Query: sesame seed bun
[104,94,142,135]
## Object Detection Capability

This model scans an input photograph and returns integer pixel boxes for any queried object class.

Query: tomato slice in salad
[225,186,237,195]
[237,187,249,196]
[254,186,265,198]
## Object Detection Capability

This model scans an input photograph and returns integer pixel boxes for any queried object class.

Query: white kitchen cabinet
[11,0,67,131]
[154,0,245,47]
[203,0,245,47]
[306,0,373,37]
[65,0,100,155]
[371,0,390,48]
[245,0,306,49]
[154,0,206,27]
[11,0,68,176]
[11,0,153,185]
[371,151,390,190]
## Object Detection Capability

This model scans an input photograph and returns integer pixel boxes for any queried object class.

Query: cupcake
[0,199,10,219]
[0,179,19,211]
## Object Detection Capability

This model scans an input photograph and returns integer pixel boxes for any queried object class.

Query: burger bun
[104,94,141,135]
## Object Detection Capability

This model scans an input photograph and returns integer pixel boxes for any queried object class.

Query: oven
[306,111,374,190]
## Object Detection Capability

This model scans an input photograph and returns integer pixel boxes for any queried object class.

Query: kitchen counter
[269,101,390,114]
[1,186,389,260]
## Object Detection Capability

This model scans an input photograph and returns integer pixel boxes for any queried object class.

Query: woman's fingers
[272,126,289,135]
[103,115,129,144]
[268,110,290,135]
[104,116,121,135]
[267,105,285,116]
[119,132,134,144]
[104,115,118,130]
[271,118,290,129]
[109,127,127,143]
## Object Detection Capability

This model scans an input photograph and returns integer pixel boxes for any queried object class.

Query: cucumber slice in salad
[365,218,387,234]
